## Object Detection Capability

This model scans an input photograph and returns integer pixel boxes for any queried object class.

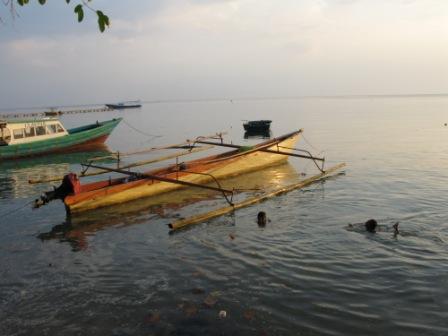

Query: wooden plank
[168,163,346,231]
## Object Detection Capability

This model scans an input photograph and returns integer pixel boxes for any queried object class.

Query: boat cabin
[0,118,68,146]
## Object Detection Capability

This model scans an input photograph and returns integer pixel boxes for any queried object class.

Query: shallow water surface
[1,97,448,335]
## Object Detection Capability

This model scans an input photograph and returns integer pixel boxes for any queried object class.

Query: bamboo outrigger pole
[195,139,325,172]
[197,140,323,161]
[88,131,228,161]
[81,163,236,205]
[28,145,213,184]
[168,162,346,232]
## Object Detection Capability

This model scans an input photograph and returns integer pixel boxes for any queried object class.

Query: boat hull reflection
[38,162,302,249]
[244,130,272,139]
[0,148,111,199]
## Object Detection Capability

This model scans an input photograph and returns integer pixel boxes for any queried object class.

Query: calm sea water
[1,97,448,335]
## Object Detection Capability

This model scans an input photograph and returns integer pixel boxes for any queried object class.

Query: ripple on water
[2,100,448,335]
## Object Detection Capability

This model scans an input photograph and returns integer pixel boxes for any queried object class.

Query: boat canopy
[0,118,68,146]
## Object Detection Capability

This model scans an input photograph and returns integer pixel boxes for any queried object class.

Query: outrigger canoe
[0,118,121,160]
[36,130,325,215]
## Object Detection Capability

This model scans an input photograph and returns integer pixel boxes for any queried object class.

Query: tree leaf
[96,11,109,33]
[102,14,109,26]
[98,18,105,32]
[74,4,84,23]
[15,0,108,33]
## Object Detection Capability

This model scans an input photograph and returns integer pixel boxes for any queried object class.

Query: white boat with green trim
[0,117,121,160]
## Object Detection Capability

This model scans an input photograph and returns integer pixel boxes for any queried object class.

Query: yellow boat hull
[67,133,301,214]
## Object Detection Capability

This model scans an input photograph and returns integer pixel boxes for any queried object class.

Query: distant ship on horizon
[105,100,142,110]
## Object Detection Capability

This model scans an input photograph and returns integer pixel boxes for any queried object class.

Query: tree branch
[1,0,109,32]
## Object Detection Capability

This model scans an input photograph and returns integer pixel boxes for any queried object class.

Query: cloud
[6,38,60,68]
[1,0,448,107]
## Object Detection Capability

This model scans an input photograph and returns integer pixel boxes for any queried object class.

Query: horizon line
[1,92,448,112]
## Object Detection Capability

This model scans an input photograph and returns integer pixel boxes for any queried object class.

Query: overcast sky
[1,0,448,108]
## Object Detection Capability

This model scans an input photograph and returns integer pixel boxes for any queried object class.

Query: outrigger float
[34,130,345,227]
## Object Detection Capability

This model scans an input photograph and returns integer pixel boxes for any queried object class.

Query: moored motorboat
[0,118,122,160]
[37,130,325,214]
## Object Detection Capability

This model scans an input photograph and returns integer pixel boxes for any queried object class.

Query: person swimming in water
[348,219,399,235]
[392,222,399,236]
[257,211,267,226]
[365,219,378,233]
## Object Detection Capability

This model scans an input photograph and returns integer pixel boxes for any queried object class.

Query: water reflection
[37,162,301,250]
[0,148,111,199]
[243,129,272,139]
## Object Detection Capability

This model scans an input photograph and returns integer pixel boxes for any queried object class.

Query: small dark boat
[244,129,271,139]
[243,120,272,132]
[105,101,142,110]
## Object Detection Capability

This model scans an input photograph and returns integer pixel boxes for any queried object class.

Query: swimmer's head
[257,211,267,226]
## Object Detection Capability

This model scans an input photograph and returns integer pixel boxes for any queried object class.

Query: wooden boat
[36,130,327,215]
[105,101,142,110]
[243,120,272,132]
[0,118,121,160]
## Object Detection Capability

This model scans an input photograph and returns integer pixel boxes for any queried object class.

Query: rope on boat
[190,132,226,148]
[301,133,321,153]
[82,132,227,163]
[277,145,326,173]
[291,133,326,173]
[121,119,163,141]
[176,170,235,206]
